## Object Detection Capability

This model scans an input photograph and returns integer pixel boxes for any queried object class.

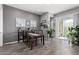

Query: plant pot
[72,41,74,44]
[72,40,79,45]
[77,41,79,45]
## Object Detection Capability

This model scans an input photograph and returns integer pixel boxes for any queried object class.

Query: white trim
[4,41,18,45]
[0,32,3,47]
[0,4,3,47]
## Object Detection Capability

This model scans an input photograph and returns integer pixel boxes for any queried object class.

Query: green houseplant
[67,27,75,44]
[47,28,55,38]
[67,25,79,45]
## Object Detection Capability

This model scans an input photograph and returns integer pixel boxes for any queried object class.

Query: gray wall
[40,13,49,39]
[55,6,79,17]
[3,5,40,43]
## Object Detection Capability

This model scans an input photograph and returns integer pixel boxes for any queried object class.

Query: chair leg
[18,38,20,43]
[30,40,33,50]
[35,38,37,46]
[41,37,42,43]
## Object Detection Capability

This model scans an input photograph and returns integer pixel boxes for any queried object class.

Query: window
[16,17,37,28]
[16,17,26,27]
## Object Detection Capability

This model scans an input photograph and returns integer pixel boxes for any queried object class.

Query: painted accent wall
[3,5,40,43]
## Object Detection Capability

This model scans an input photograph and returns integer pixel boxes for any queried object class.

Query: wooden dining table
[27,33,44,50]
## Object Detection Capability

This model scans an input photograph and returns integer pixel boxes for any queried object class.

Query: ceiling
[6,4,79,15]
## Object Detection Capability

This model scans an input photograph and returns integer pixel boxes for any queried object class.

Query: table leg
[27,36,30,48]
[30,40,33,50]
[18,33,19,43]
[23,38,24,42]
[43,35,44,45]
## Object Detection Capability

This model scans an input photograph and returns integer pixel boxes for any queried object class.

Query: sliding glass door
[63,18,73,37]
[56,18,73,40]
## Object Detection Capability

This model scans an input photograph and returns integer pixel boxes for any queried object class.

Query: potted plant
[67,25,79,45]
[47,28,55,38]
[67,27,75,44]
[73,25,79,45]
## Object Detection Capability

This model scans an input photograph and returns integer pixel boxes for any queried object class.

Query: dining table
[27,33,44,50]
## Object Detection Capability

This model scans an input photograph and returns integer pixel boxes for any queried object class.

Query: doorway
[56,18,73,40]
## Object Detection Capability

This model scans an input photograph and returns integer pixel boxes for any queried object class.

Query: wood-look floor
[0,38,79,55]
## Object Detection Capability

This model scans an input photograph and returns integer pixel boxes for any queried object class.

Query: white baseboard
[4,40,23,45]
[4,41,18,45]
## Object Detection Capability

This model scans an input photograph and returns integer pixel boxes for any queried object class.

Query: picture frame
[42,20,46,23]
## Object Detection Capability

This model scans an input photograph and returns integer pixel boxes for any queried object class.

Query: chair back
[34,30,43,34]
